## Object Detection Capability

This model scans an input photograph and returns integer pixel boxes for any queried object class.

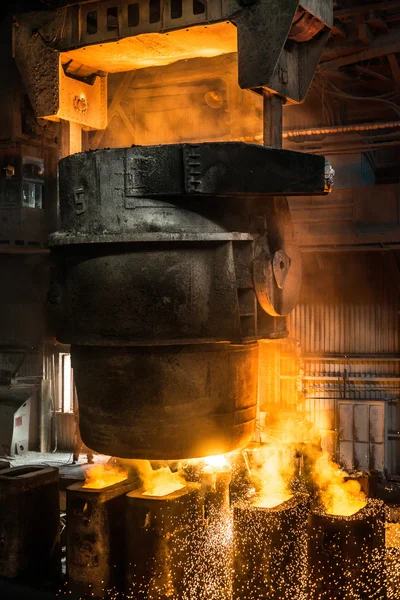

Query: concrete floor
[7,450,110,469]
[3,451,111,488]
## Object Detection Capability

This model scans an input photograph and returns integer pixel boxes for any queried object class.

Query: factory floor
[6,450,110,470]
[4,450,111,491]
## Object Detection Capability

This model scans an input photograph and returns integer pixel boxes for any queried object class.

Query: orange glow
[142,482,185,497]
[203,455,230,471]
[83,464,128,489]
[62,22,237,74]
[250,445,294,511]
[253,493,293,509]
[386,523,400,548]
[142,466,185,497]
[314,453,367,516]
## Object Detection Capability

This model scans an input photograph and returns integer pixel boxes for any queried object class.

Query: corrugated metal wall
[289,253,399,355]
[287,252,400,476]
[55,412,75,452]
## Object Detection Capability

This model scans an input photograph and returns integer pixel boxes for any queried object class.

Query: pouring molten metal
[82,464,128,489]
[142,466,185,497]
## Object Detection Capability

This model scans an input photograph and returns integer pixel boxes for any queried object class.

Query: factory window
[107,7,118,31]
[22,157,44,209]
[58,353,76,413]
[87,10,98,34]
[193,0,205,15]
[128,3,140,27]
[171,0,182,19]
[22,182,42,209]
[149,0,161,23]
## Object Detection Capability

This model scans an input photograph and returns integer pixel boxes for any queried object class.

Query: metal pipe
[303,140,400,154]
[300,243,400,252]
[283,120,400,139]
[303,376,400,381]
[302,355,400,361]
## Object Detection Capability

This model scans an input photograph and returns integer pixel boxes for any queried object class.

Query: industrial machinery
[308,500,386,600]
[13,1,333,147]
[0,466,60,581]
[66,477,138,598]
[125,483,202,597]
[49,143,329,459]
[233,494,309,600]
[13,0,333,459]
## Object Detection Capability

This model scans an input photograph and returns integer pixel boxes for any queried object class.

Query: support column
[60,120,82,158]
[263,90,283,148]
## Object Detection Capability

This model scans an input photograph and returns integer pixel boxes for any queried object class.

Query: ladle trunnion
[48,142,331,459]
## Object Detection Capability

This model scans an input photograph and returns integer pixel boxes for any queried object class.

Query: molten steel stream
[82,464,128,489]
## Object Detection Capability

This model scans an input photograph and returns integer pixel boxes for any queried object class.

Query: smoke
[90,54,263,151]
[83,462,128,489]
[248,407,366,515]
[113,458,186,497]
[313,452,366,516]
[249,443,294,509]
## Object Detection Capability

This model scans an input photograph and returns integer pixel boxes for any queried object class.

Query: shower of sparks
[56,452,399,600]
[386,520,400,600]
[232,497,309,600]
[308,499,386,600]
[123,492,233,600]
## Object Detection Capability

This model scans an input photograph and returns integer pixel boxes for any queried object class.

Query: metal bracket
[13,12,107,129]
[13,0,333,129]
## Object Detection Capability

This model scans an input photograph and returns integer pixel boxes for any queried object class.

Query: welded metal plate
[57,62,107,129]
[370,404,385,443]
[50,143,329,246]
[58,143,328,206]
[181,143,328,196]
[338,400,386,473]
[354,442,369,471]
[354,404,369,443]
[370,443,384,472]
[339,441,353,472]
[13,20,107,129]
[339,404,353,441]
